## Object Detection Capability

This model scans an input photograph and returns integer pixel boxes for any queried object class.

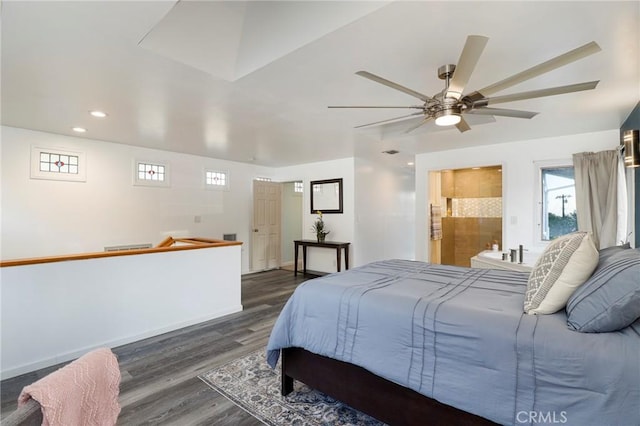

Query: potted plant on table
[312,210,329,243]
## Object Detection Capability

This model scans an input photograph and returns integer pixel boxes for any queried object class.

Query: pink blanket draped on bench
[18,347,121,426]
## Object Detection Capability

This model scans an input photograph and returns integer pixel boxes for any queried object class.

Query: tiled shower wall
[441,167,503,267]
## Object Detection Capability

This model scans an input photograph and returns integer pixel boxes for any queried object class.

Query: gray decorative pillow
[524,232,598,315]
[566,248,640,332]
[597,242,631,268]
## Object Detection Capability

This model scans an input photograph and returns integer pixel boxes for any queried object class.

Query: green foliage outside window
[548,211,577,240]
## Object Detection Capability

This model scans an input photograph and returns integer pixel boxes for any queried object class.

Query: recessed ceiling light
[407,162,414,166]
[72,127,87,133]
[89,110,108,118]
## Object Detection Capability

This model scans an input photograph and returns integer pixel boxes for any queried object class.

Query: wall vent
[104,243,152,252]
[223,233,237,241]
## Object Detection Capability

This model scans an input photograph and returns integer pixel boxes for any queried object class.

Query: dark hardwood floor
[1,269,310,425]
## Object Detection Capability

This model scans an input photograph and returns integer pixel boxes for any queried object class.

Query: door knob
[254,229,259,232]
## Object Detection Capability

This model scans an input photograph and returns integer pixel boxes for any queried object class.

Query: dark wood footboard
[281,347,496,426]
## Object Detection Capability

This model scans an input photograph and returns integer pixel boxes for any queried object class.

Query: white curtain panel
[573,149,622,249]
[616,145,629,245]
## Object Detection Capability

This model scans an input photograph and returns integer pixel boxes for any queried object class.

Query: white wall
[274,156,416,272]
[415,129,622,262]
[3,126,626,275]
[1,126,274,273]
[1,244,242,379]
[274,158,355,273]
[354,157,415,265]
[2,127,412,275]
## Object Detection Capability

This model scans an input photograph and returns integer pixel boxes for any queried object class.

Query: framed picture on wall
[310,178,343,214]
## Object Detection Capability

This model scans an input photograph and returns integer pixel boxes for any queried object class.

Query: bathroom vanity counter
[470,250,536,272]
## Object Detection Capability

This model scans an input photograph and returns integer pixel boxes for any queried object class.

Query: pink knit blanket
[18,347,121,426]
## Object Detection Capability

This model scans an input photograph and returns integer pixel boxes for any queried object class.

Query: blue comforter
[266,260,640,425]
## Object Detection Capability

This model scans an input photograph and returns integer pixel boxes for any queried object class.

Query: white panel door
[252,181,282,271]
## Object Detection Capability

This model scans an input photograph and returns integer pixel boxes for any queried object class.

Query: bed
[266,259,640,426]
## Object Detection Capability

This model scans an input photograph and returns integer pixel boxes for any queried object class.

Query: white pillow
[524,232,598,315]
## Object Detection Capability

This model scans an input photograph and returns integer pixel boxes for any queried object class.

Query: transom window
[31,146,86,182]
[40,152,79,174]
[294,181,303,193]
[205,169,229,190]
[206,171,227,186]
[134,160,169,187]
[138,162,165,181]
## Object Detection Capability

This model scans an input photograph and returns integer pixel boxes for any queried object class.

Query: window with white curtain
[535,160,577,242]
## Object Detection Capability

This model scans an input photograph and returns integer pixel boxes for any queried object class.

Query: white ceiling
[2,1,639,168]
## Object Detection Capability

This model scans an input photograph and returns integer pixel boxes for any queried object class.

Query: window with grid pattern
[39,152,79,174]
[134,160,169,187]
[205,170,229,190]
[138,162,165,181]
[31,147,86,182]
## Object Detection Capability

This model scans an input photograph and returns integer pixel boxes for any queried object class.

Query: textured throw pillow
[566,248,640,332]
[524,232,598,315]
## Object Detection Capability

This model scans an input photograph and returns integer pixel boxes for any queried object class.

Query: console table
[293,240,350,276]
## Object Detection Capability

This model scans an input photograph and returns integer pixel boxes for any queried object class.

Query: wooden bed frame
[281,347,496,426]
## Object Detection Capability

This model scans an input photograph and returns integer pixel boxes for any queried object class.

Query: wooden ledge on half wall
[0,236,243,268]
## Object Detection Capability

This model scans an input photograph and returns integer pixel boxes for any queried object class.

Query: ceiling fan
[329,36,601,133]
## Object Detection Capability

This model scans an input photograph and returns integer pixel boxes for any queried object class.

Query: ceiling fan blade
[479,81,599,106]
[378,116,429,136]
[455,116,471,133]
[466,107,538,119]
[328,105,423,109]
[355,112,424,128]
[446,35,489,100]
[461,113,496,126]
[474,41,601,97]
[356,71,431,102]
[404,116,433,133]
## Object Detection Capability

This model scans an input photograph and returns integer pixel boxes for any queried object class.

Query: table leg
[303,246,307,275]
[337,248,341,272]
[345,246,349,270]
[294,243,299,276]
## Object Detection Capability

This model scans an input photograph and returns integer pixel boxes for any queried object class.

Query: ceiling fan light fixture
[336,38,601,134]
[434,108,461,126]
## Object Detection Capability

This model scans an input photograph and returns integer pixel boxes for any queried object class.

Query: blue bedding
[266,260,640,425]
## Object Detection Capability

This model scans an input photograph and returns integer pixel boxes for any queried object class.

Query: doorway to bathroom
[429,165,503,267]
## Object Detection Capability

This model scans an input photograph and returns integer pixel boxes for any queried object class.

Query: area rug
[198,350,385,425]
